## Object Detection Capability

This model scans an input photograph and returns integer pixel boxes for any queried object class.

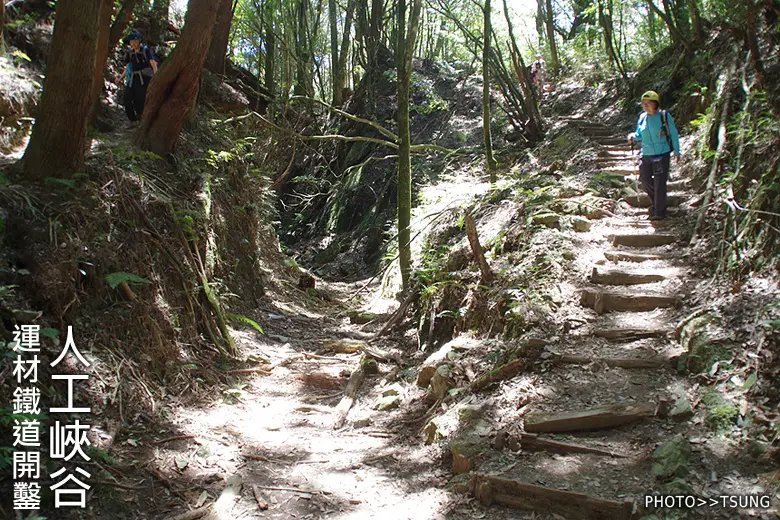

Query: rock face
[678,313,733,374]
[451,419,492,474]
[651,437,691,480]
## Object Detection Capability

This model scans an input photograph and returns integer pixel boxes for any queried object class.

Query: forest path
[139,278,458,520]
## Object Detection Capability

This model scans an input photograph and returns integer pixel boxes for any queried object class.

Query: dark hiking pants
[639,152,671,218]
[123,81,148,122]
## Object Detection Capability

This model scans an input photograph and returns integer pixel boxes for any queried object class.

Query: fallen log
[517,433,626,457]
[470,474,634,520]
[525,403,656,433]
[469,342,545,392]
[465,214,493,284]
[555,354,667,369]
[333,354,368,429]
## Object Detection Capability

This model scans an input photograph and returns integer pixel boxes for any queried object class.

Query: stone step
[623,206,686,217]
[598,138,630,146]
[595,157,632,166]
[590,266,666,285]
[580,289,679,312]
[667,179,690,191]
[610,233,678,247]
[604,251,671,262]
[623,193,686,208]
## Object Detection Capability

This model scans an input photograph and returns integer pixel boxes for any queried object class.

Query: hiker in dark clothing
[122,31,158,122]
[628,90,680,220]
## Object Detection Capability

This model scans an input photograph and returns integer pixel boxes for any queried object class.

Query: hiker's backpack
[659,109,673,153]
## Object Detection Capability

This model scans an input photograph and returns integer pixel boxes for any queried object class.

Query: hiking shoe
[649,215,666,221]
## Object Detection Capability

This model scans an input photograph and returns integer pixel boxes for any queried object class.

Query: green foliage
[105,272,152,289]
[226,313,264,334]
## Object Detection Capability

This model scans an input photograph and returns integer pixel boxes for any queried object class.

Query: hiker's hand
[675,153,679,164]
[627,135,634,144]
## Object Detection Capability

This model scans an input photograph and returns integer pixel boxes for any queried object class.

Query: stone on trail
[572,216,592,232]
[532,212,561,228]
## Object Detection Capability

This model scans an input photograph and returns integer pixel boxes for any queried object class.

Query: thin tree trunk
[108,0,143,51]
[482,0,496,182]
[137,0,219,156]
[294,0,312,97]
[264,17,276,97]
[647,1,657,47]
[745,0,766,88]
[335,0,355,103]
[89,0,114,123]
[647,0,691,51]
[502,0,543,141]
[396,0,422,290]
[1,0,5,55]
[205,0,235,75]
[544,0,558,75]
[535,0,545,49]
[21,0,101,179]
[687,0,703,44]
[329,0,340,104]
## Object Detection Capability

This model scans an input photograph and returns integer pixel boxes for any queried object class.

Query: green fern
[226,313,264,334]
[105,272,152,289]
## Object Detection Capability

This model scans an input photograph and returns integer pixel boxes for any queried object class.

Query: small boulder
[651,437,691,480]
[572,216,592,232]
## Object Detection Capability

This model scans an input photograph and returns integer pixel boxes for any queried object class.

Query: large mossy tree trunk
[205,0,235,75]
[21,0,101,180]
[482,0,496,182]
[137,0,218,156]
[396,0,422,290]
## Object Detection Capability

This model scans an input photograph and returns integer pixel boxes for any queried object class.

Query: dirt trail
[125,119,774,520]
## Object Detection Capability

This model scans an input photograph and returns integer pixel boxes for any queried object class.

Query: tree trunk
[535,0,545,49]
[89,0,114,123]
[205,0,235,75]
[396,0,422,290]
[264,18,276,98]
[148,0,170,46]
[745,0,766,88]
[647,2,657,47]
[294,0,312,97]
[108,0,143,51]
[335,0,355,104]
[687,0,704,44]
[647,0,691,51]
[137,0,218,156]
[502,0,543,141]
[544,0,559,75]
[329,0,340,105]
[1,0,5,55]
[21,0,101,179]
[482,0,496,182]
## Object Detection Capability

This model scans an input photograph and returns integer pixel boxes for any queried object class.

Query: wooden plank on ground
[610,233,678,247]
[333,355,367,429]
[556,354,667,369]
[580,290,678,312]
[470,474,634,520]
[517,433,627,457]
[604,251,669,262]
[592,327,670,340]
[590,267,665,285]
[524,403,656,433]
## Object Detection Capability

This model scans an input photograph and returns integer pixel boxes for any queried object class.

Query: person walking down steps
[122,31,158,122]
[627,90,680,220]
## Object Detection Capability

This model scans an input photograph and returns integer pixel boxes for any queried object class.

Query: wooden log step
[598,150,633,158]
[599,167,635,176]
[623,193,686,208]
[592,327,671,340]
[514,432,627,457]
[667,179,690,191]
[524,402,657,433]
[555,354,667,369]
[604,251,670,262]
[610,233,678,247]
[590,266,665,285]
[470,474,634,520]
[580,289,678,312]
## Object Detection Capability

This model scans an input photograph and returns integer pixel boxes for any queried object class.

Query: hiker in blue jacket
[122,31,158,122]
[627,90,680,220]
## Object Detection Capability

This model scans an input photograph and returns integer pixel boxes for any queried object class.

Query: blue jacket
[630,110,680,156]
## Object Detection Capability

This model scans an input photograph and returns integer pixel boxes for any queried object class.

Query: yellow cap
[641,90,659,102]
